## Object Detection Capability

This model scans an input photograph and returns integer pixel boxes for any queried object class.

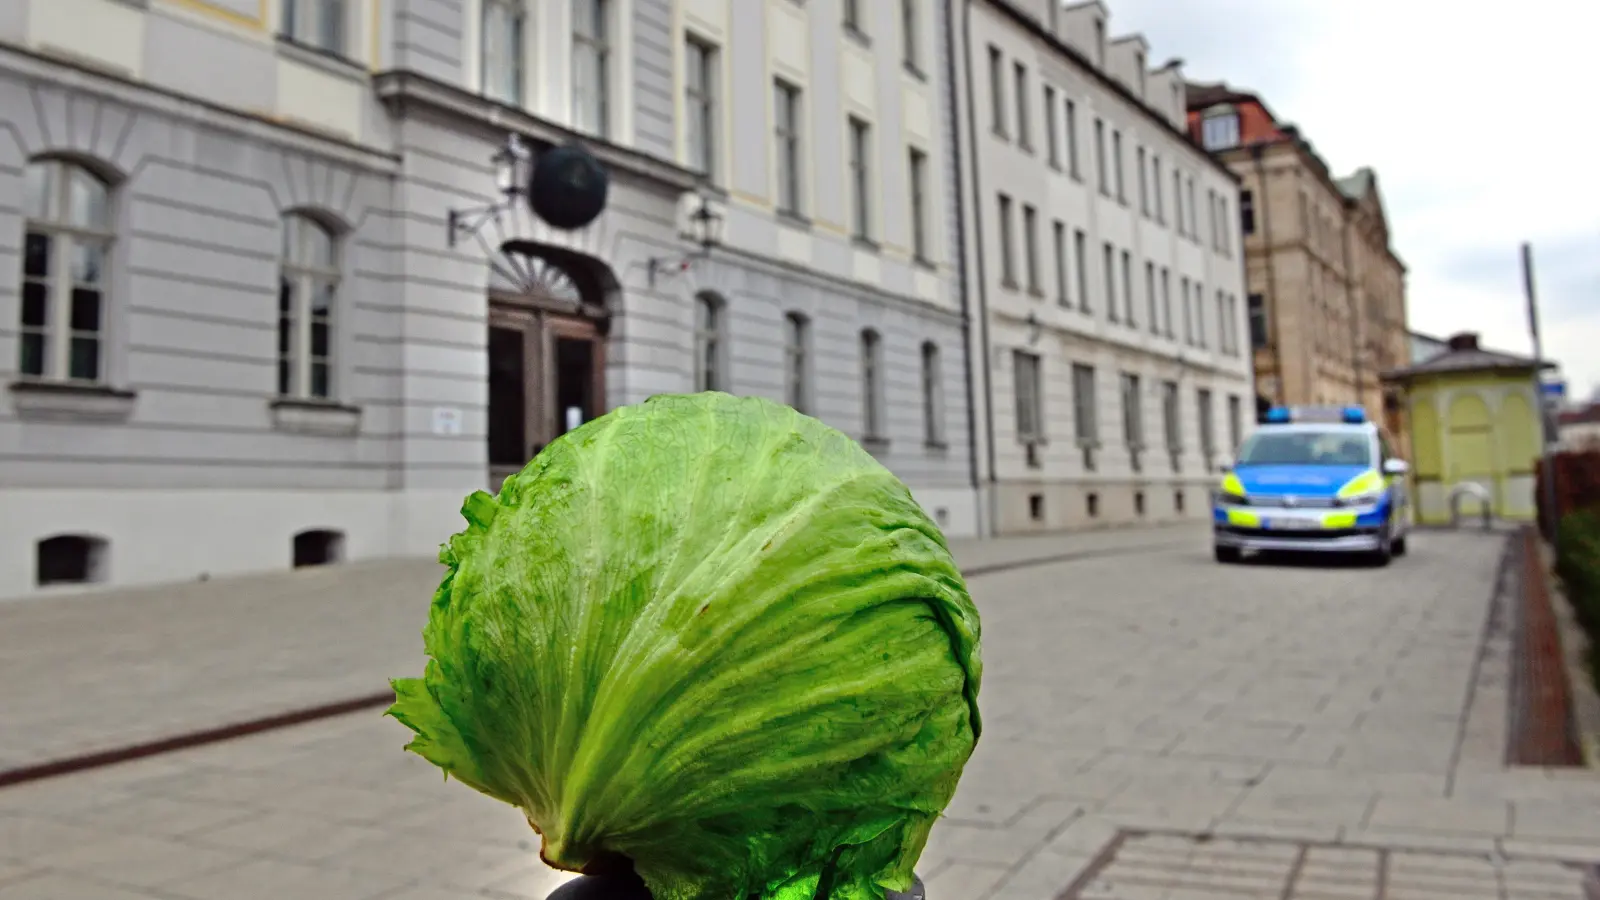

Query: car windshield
[1235,430,1373,467]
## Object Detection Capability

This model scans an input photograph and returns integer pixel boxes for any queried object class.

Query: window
[997,193,1016,286]
[1227,394,1243,453]
[481,0,525,104]
[774,80,803,214]
[684,36,718,176]
[20,159,113,383]
[1179,276,1192,344]
[988,46,1006,136]
[1206,189,1217,249]
[694,292,724,392]
[1215,289,1227,354]
[1218,197,1231,254]
[908,147,929,261]
[842,0,861,32]
[1073,229,1088,313]
[1160,267,1172,337]
[921,341,944,445]
[1022,204,1040,294]
[1198,388,1216,468]
[1052,220,1068,306]
[1120,250,1133,326]
[1152,154,1164,223]
[1093,17,1105,63]
[1072,363,1097,443]
[1112,130,1125,202]
[1194,280,1207,347]
[1240,189,1256,234]
[1201,110,1241,150]
[1162,380,1181,456]
[1013,350,1042,442]
[572,0,611,137]
[1044,85,1060,167]
[784,312,809,412]
[1094,118,1107,194]
[1145,261,1157,333]
[281,0,345,54]
[278,213,340,399]
[848,117,872,239]
[1136,146,1147,214]
[1121,372,1144,470]
[35,534,108,586]
[1030,493,1045,520]
[861,329,885,439]
[1186,177,1198,238]
[1248,292,1268,348]
[1065,98,1080,178]
[293,529,345,568]
[1102,242,1116,322]
[1172,169,1184,235]
[900,0,919,70]
[1013,63,1030,149]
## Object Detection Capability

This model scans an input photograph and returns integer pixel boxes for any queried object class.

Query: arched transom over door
[486,242,611,488]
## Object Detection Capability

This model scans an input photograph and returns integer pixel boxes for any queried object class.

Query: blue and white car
[1213,406,1411,565]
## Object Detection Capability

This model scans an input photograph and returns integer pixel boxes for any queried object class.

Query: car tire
[1366,529,1394,568]
[1392,533,1408,557]
[1214,545,1242,564]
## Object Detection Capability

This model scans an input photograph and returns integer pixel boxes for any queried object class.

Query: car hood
[1232,464,1372,497]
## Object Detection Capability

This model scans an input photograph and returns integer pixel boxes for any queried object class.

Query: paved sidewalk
[0,523,1197,773]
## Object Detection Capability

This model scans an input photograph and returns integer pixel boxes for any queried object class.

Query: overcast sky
[1108,0,1599,400]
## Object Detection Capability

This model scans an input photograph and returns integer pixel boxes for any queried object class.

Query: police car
[1213,406,1411,565]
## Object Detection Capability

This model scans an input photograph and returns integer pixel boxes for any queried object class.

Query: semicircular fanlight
[490,246,584,305]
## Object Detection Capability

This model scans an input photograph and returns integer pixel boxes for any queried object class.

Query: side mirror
[1382,458,1409,476]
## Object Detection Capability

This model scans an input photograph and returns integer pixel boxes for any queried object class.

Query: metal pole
[1523,242,1558,538]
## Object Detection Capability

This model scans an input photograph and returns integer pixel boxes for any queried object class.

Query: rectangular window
[1160,267,1172,336]
[1136,146,1147,214]
[1194,280,1207,347]
[997,193,1016,286]
[988,46,1006,136]
[1215,289,1227,353]
[1094,118,1108,194]
[1198,388,1216,467]
[1180,276,1192,343]
[1073,229,1089,313]
[861,329,884,439]
[1248,292,1267,347]
[1206,188,1218,249]
[1014,350,1043,442]
[1201,112,1240,150]
[922,342,944,445]
[785,313,809,412]
[1102,241,1117,321]
[774,80,803,214]
[1227,394,1243,452]
[1112,129,1125,202]
[683,36,718,177]
[1065,98,1080,179]
[572,0,611,137]
[1121,372,1144,462]
[1014,62,1030,149]
[1145,261,1157,333]
[842,0,861,32]
[1186,177,1198,237]
[900,0,919,69]
[1240,189,1256,234]
[481,0,525,104]
[1044,85,1060,167]
[1218,197,1231,254]
[281,0,346,54]
[1072,363,1097,450]
[1162,380,1181,454]
[1152,154,1164,223]
[1053,220,1068,306]
[1120,249,1133,326]
[908,147,929,261]
[848,116,872,239]
[1022,204,1040,294]
[1172,169,1184,235]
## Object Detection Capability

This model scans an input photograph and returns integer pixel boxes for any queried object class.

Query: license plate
[1263,516,1318,530]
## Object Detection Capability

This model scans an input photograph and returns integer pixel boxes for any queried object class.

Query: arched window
[694,292,724,392]
[279,214,340,399]
[21,159,114,382]
[481,0,526,104]
[784,312,809,413]
[860,328,884,441]
[921,341,944,446]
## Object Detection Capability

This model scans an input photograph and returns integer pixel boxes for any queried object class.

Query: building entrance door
[486,304,606,491]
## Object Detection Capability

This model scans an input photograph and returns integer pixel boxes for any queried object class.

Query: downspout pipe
[942,0,983,530]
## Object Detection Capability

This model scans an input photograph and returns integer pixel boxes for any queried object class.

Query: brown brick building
[1184,83,1411,454]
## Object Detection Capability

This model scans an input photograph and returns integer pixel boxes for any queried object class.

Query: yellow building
[1381,333,1552,524]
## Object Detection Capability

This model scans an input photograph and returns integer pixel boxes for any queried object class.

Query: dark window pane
[312,281,334,314]
[71,289,101,332]
[279,276,294,313]
[19,333,45,376]
[24,232,51,279]
[21,282,48,327]
[278,358,292,395]
[278,317,292,354]
[69,336,99,380]
[310,362,329,398]
[310,321,328,357]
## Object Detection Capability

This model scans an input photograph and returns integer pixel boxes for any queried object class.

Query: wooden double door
[487,298,606,489]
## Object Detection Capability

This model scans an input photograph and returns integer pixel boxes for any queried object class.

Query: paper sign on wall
[432,407,463,436]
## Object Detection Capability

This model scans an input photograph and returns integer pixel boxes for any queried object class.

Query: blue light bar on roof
[1264,407,1292,423]
[1341,406,1367,424]
[1263,406,1368,425]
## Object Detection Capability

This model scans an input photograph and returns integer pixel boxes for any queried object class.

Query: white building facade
[947,0,1257,533]
[0,0,977,600]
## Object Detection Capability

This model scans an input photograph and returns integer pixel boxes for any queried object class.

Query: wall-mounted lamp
[446,134,610,248]
[447,135,534,248]
[647,194,724,286]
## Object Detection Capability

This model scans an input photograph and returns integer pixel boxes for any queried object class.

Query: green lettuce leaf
[388,393,982,900]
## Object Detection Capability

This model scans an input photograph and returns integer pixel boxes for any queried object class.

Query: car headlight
[1337,490,1385,507]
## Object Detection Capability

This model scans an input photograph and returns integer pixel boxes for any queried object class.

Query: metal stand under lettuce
[546,872,928,900]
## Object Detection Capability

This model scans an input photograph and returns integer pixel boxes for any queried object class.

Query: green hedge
[1554,509,1600,689]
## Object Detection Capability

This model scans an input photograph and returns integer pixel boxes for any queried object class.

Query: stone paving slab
[0,524,1197,774]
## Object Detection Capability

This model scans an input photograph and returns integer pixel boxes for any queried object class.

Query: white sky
[1108,0,1600,399]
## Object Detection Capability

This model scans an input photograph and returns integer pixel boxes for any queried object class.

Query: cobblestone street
[1,528,1597,899]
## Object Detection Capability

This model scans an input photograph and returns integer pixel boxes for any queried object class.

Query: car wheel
[1367,528,1394,567]
[1214,545,1242,564]
[1392,533,1408,557]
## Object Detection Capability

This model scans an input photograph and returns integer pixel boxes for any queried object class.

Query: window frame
[571,0,612,138]
[921,340,945,446]
[1013,349,1043,443]
[683,34,719,178]
[847,115,874,240]
[773,79,804,215]
[280,0,348,56]
[861,328,886,441]
[19,158,115,385]
[784,311,809,413]
[278,212,342,401]
[480,0,526,105]
[694,292,725,393]
[908,146,930,262]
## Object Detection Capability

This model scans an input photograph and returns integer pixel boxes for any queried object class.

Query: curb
[0,539,1187,791]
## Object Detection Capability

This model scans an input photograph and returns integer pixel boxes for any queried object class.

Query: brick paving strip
[0,524,1200,789]
[1509,526,1587,767]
